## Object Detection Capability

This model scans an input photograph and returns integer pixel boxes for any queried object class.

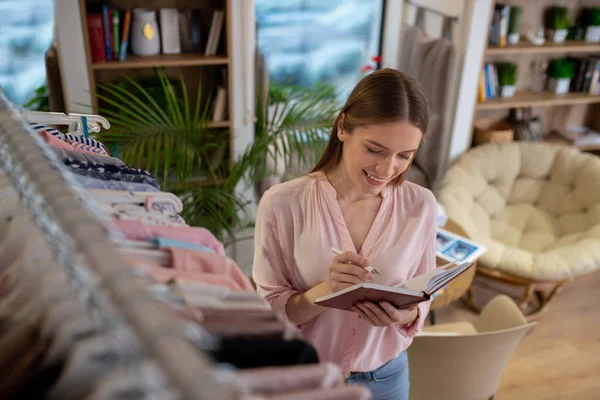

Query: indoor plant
[545,6,570,43]
[496,62,517,97]
[581,7,600,42]
[93,68,337,241]
[547,58,576,94]
[508,6,523,45]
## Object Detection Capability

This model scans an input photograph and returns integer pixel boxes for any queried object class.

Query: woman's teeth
[367,173,384,182]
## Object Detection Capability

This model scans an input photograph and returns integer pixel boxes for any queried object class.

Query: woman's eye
[366,147,382,154]
[398,154,411,161]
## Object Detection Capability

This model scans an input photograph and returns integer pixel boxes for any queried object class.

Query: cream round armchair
[438,142,600,319]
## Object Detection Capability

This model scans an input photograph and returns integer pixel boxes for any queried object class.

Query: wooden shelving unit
[486,40,600,56]
[477,91,600,109]
[78,0,234,176]
[91,54,230,70]
[472,0,600,150]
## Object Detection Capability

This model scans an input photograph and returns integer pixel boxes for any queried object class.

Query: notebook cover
[315,285,428,312]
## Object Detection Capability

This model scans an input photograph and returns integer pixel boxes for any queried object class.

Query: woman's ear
[337,113,346,142]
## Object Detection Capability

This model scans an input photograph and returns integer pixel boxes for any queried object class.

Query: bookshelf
[78,0,234,173]
[476,91,600,109]
[90,54,230,70]
[472,0,600,148]
[486,40,600,55]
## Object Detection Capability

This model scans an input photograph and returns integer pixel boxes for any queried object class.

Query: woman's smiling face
[337,120,423,195]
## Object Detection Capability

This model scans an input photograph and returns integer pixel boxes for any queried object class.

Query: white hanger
[86,189,184,213]
[67,112,111,134]
[23,111,111,135]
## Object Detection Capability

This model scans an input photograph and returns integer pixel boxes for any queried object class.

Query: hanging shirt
[29,123,109,153]
[252,171,438,373]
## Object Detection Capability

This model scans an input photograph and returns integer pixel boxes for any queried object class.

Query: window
[0,0,54,105]
[256,0,384,99]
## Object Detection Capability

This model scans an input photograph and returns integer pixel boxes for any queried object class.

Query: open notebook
[315,261,474,311]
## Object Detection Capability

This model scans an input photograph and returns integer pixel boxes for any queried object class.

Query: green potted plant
[508,6,523,44]
[496,63,518,97]
[581,7,600,42]
[545,6,570,43]
[547,58,576,94]
[92,68,337,241]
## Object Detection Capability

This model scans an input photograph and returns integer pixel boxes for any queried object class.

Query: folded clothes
[52,148,125,167]
[238,362,344,395]
[72,175,160,192]
[148,236,215,254]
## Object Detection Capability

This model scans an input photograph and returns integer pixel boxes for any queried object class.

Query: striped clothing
[29,123,109,153]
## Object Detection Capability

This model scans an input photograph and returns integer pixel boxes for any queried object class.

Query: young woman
[252,68,437,400]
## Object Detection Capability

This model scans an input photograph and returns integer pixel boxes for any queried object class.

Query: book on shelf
[160,8,181,55]
[212,87,227,122]
[315,260,475,311]
[205,10,224,56]
[87,14,106,62]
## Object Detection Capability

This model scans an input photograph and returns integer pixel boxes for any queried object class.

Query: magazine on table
[435,228,487,263]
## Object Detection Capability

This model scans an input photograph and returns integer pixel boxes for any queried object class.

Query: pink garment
[167,247,253,291]
[127,258,247,291]
[38,131,108,156]
[252,172,437,373]
[112,220,225,256]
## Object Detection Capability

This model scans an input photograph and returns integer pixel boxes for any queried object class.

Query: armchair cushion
[438,142,600,281]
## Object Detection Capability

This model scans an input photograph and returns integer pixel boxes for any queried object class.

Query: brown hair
[311,68,428,185]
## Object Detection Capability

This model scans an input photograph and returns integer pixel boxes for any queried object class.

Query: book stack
[489,3,511,47]
[479,63,500,101]
[571,56,600,95]
[87,5,131,62]
[87,4,225,63]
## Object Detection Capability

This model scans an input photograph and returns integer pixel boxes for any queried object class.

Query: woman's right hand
[328,251,375,294]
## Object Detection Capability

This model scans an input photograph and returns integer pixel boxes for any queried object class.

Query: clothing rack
[403,0,459,21]
[0,91,237,400]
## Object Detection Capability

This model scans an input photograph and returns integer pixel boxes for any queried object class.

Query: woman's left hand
[353,301,418,327]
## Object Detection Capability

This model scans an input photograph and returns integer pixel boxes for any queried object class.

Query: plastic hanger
[86,189,184,213]
[22,111,110,136]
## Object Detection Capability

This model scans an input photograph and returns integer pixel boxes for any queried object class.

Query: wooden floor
[431,271,600,400]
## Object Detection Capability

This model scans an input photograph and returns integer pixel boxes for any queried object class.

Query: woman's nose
[375,157,395,177]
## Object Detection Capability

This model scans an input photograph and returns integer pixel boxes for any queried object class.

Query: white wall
[55,0,93,113]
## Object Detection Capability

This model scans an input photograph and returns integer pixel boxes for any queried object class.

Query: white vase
[131,8,161,56]
[508,33,520,45]
[585,26,600,42]
[501,85,516,97]
[548,78,571,95]
[547,29,568,43]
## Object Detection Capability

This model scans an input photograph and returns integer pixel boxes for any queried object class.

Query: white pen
[331,247,380,275]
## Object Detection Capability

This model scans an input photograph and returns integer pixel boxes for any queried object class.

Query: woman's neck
[325,166,380,203]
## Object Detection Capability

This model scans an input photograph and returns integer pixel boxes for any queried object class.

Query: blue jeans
[346,351,410,400]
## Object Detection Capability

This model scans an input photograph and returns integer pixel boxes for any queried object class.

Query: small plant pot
[507,33,520,44]
[548,77,571,94]
[500,85,516,97]
[585,26,600,42]
[547,29,568,43]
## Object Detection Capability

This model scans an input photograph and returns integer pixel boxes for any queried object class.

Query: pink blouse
[252,172,437,373]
